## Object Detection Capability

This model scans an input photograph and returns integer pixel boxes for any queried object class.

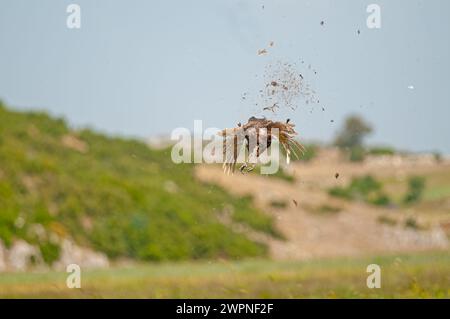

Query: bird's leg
[239,162,256,174]
[239,162,248,174]
[246,163,256,172]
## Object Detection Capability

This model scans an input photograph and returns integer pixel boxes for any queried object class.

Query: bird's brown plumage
[219,117,304,174]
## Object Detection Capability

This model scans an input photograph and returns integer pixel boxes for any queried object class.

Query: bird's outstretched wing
[218,127,246,174]
[218,118,305,174]
[269,121,305,164]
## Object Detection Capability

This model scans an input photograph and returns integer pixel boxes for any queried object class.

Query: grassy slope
[379,168,450,229]
[0,251,448,298]
[0,103,278,262]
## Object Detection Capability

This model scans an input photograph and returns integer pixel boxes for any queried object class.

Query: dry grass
[0,251,448,298]
[195,159,450,260]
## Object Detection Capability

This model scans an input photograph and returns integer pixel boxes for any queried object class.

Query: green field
[0,251,448,298]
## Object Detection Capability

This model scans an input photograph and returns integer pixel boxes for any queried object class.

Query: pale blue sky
[1,0,449,153]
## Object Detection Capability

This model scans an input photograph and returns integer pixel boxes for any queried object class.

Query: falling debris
[258,42,274,56]
[258,60,319,112]
[292,199,298,207]
[357,29,361,35]
[263,103,280,113]
[258,49,268,56]
[335,173,339,179]
[320,21,324,26]
[330,120,334,123]
[408,85,415,90]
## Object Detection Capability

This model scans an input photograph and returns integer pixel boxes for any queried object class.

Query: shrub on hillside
[329,175,391,207]
[403,176,426,204]
[368,146,396,156]
[0,105,278,264]
[349,146,366,162]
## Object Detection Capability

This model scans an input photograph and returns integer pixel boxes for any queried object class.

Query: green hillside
[0,102,278,264]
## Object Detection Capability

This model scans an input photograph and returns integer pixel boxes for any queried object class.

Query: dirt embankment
[195,153,450,260]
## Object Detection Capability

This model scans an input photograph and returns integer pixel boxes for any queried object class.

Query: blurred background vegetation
[0,102,279,263]
[0,102,449,298]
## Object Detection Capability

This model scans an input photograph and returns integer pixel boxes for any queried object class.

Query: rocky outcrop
[53,239,109,270]
[0,240,6,271]
[6,240,44,271]
[0,239,109,272]
[61,134,89,153]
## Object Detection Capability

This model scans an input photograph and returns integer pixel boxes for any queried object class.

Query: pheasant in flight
[218,117,305,174]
